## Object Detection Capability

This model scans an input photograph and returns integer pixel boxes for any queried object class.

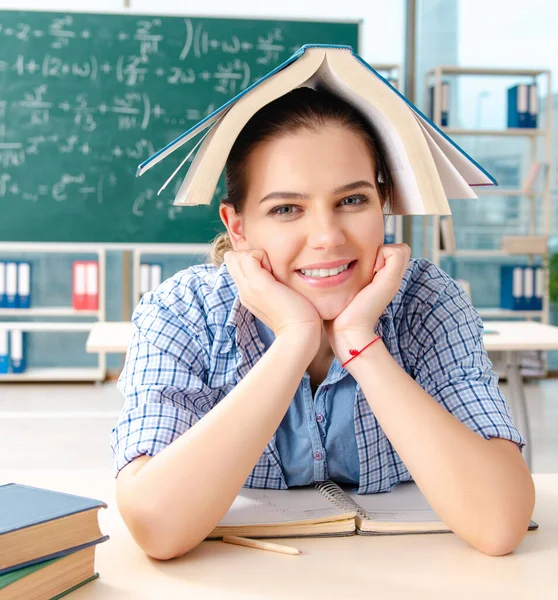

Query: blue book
[16,262,31,309]
[4,262,17,309]
[500,265,523,311]
[9,329,25,374]
[528,83,538,128]
[0,262,5,309]
[428,82,449,126]
[0,482,108,576]
[383,216,396,244]
[0,330,8,374]
[137,44,497,216]
[507,84,530,128]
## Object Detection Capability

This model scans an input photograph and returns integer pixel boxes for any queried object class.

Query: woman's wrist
[274,326,320,360]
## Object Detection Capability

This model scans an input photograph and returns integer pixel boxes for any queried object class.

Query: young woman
[111,88,534,560]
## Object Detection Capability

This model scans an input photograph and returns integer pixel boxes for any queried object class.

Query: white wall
[2,0,405,66]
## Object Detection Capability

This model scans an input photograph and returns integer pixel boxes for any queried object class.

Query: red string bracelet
[341,335,382,368]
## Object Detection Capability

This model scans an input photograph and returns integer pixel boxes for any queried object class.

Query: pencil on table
[222,535,301,555]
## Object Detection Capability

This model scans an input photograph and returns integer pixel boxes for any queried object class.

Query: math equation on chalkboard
[0,11,358,242]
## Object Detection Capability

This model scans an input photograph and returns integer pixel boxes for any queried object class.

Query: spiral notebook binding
[314,481,367,519]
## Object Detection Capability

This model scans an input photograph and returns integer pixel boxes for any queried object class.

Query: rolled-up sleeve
[410,277,526,451]
[110,298,216,476]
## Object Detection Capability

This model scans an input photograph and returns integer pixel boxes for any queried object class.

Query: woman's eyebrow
[259,180,375,204]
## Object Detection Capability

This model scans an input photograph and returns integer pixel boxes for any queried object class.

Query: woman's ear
[219,203,249,251]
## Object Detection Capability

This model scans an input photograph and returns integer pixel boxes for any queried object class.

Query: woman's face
[221,124,385,321]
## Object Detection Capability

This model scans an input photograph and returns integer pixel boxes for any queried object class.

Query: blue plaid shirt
[111,258,525,494]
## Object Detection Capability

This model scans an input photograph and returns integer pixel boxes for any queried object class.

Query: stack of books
[0,483,108,600]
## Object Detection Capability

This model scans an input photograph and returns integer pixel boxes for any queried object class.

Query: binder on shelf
[0,329,8,374]
[10,329,25,374]
[17,262,31,309]
[429,81,450,126]
[523,267,534,311]
[507,84,531,128]
[72,261,87,310]
[85,262,99,311]
[383,216,396,244]
[139,263,163,301]
[439,216,456,252]
[150,264,162,290]
[0,262,5,309]
[500,265,524,311]
[528,83,538,128]
[5,262,17,309]
[534,266,544,310]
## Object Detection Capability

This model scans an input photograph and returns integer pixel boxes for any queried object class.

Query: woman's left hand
[324,244,411,360]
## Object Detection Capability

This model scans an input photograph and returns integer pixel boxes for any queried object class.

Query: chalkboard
[0,10,359,243]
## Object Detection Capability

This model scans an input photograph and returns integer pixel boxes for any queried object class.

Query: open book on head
[207,481,538,539]
[137,44,497,216]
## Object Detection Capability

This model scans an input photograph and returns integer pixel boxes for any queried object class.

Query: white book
[535,267,544,298]
[5,263,17,303]
[150,264,162,289]
[86,263,98,296]
[140,264,151,295]
[512,267,523,300]
[529,84,538,116]
[17,263,30,297]
[523,267,534,298]
[0,262,5,298]
[10,329,22,361]
[74,263,86,296]
[517,84,528,113]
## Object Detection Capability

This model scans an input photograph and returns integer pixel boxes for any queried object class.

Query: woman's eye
[269,205,298,216]
[340,194,368,207]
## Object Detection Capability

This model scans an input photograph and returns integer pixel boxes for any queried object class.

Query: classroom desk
[86,320,558,469]
[1,470,556,599]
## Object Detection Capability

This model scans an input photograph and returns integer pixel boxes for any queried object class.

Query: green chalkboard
[0,10,359,243]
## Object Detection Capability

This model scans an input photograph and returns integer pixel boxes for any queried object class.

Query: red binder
[72,262,87,310]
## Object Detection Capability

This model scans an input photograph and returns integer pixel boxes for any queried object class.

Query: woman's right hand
[224,249,322,350]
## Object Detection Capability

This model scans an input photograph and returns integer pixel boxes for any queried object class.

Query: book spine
[534,266,544,311]
[5,262,17,309]
[85,262,99,311]
[0,261,5,308]
[10,329,25,373]
[383,216,396,244]
[441,81,449,127]
[150,264,162,290]
[72,261,87,310]
[528,83,538,128]
[17,262,31,309]
[523,267,534,310]
[0,329,8,374]
[139,263,151,301]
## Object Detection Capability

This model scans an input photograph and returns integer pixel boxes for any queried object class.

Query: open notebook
[208,481,539,539]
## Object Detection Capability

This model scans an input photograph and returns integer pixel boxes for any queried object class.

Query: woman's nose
[306,216,346,249]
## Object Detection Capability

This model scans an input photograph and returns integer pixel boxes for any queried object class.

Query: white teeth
[300,263,351,278]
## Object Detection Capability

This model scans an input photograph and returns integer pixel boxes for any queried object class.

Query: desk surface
[86,320,558,354]
[1,471,557,599]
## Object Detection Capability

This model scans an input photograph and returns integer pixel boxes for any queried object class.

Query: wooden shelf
[0,322,95,332]
[478,308,544,319]
[442,128,544,137]
[427,66,549,76]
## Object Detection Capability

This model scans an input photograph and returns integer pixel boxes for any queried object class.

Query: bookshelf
[370,62,404,244]
[424,66,553,323]
[0,243,106,382]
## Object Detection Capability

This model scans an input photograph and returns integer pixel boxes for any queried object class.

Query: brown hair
[210,87,396,266]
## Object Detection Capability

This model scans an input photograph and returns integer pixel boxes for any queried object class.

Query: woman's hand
[224,249,322,349]
[324,244,411,361]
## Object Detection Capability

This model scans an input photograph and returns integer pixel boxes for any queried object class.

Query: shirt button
[313,451,323,461]
[316,414,324,423]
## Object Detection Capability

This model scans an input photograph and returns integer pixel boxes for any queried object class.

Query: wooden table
[1,471,556,599]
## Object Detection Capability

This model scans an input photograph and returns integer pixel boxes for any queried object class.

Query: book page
[344,482,443,523]
[218,487,355,527]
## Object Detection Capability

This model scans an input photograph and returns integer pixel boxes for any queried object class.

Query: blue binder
[500,265,524,310]
[9,329,25,374]
[0,330,8,374]
[528,84,538,128]
[507,84,530,128]
[17,262,31,309]
[428,83,449,127]
[5,262,17,309]
[0,262,6,309]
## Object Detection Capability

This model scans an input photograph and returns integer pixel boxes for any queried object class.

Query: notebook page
[344,482,443,523]
[218,487,355,527]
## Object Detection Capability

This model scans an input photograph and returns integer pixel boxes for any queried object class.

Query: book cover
[16,262,31,309]
[5,262,17,309]
[136,44,496,216]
